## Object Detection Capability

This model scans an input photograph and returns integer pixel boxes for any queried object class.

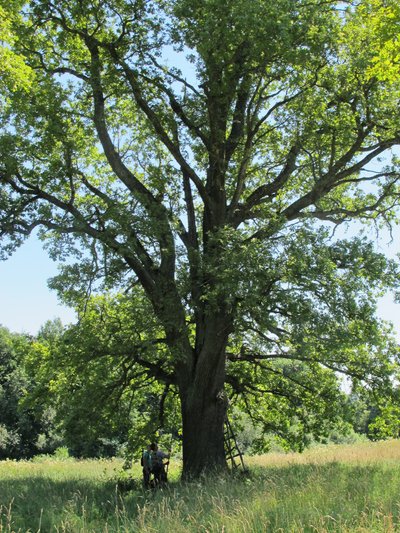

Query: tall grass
[1,440,400,532]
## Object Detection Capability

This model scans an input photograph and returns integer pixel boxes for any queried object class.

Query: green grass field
[1,440,400,532]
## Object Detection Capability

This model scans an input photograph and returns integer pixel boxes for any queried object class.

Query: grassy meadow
[1,440,400,532]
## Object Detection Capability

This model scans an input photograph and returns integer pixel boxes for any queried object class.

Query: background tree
[0,326,61,459]
[28,299,174,458]
[1,0,400,476]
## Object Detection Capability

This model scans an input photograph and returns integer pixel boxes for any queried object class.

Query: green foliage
[26,295,181,458]
[368,398,400,440]
[0,1,35,93]
[0,326,62,459]
[343,0,400,83]
[224,227,400,449]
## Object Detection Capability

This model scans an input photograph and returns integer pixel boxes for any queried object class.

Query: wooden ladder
[224,417,246,471]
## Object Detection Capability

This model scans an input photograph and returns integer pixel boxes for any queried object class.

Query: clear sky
[0,235,76,334]
[0,226,399,338]
[360,226,400,340]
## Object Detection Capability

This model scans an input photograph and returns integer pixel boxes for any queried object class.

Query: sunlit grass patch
[247,439,400,468]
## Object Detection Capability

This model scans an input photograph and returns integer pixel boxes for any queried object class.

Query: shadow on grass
[0,475,144,531]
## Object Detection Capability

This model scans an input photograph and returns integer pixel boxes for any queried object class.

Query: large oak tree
[1,0,400,476]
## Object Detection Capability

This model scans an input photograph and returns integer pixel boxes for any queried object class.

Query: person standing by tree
[150,442,169,486]
[141,444,152,489]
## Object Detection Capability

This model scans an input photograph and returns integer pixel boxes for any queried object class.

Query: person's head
[150,442,158,451]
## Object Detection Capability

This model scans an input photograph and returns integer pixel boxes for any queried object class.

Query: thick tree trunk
[180,380,228,478]
[178,317,231,478]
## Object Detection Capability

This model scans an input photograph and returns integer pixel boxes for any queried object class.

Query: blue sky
[0,235,76,334]
[0,227,399,338]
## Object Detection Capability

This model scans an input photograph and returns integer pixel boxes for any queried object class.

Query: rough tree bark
[178,314,232,477]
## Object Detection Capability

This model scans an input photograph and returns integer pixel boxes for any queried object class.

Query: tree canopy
[1,0,400,476]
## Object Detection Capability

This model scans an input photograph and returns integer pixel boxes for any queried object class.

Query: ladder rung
[224,419,246,472]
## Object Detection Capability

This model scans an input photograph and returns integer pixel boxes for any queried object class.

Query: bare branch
[138,69,209,148]
[105,44,210,206]
[282,136,400,221]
